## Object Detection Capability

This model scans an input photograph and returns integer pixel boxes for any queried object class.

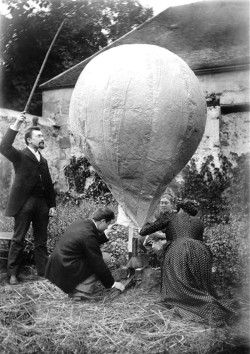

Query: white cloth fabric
[116,205,136,227]
[10,125,19,132]
[28,146,40,161]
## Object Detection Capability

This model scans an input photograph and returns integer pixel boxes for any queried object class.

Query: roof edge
[40,9,167,90]
[41,63,250,91]
[194,63,250,75]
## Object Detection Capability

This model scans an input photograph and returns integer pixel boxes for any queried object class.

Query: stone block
[59,136,71,149]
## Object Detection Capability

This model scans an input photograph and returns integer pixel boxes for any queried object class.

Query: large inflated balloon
[69,44,206,227]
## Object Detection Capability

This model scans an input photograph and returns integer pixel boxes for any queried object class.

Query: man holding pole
[0,111,56,284]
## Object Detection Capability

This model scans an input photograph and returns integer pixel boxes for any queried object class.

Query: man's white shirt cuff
[10,125,19,131]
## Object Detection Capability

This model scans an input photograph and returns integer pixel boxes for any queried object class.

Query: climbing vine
[179,153,250,225]
[63,155,115,204]
[64,156,91,193]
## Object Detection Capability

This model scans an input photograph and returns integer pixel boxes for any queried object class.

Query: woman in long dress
[139,199,237,325]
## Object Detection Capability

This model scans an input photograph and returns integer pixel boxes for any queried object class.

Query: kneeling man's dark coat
[45,219,114,293]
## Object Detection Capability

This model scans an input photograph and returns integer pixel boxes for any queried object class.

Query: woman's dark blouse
[139,211,204,241]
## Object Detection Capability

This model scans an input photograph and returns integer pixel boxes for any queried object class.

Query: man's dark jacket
[45,219,115,293]
[0,128,56,216]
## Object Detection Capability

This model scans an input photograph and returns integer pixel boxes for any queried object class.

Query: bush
[0,188,10,211]
[204,216,250,297]
[101,225,129,269]
[64,156,91,193]
[179,153,250,297]
[63,156,115,204]
[0,211,13,232]
[223,153,250,219]
[46,197,128,269]
[180,153,250,225]
[0,165,12,210]
[46,198,118,253]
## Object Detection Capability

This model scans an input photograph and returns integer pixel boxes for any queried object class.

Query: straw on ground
[0,278,249,354]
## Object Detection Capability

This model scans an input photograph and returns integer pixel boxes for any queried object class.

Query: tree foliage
[0,0,153,114]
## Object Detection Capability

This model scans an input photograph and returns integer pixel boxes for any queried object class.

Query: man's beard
[39,142,44,149]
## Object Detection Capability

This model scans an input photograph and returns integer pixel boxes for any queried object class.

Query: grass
[0,270,249,354]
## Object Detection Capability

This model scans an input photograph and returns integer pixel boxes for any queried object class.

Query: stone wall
[195,70,249,161]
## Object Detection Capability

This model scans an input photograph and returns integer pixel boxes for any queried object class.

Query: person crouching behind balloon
[143,194,175,262]
[139,199,238,326]
[45,207,125,301]
[157,194,174,215]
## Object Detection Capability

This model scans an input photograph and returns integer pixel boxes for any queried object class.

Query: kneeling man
[45,207,125,300]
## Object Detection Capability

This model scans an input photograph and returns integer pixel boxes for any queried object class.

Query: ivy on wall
[63,156,114,204]
[179,153,250,225]
[64,156,91,193]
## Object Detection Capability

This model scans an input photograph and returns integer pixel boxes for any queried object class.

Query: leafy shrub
[179,153,250,296]
[85,173,115,203]
[0,212,13,232]
[101,225,129,269]
[223,153,250,219]
[63,155,115,204]
[0,165,12,210]
[46,198,128,269]
[0,189,10,211]
[64,156,91,193]
[204,216,250,297]
[180,153,250,225]
[46,198,118,253]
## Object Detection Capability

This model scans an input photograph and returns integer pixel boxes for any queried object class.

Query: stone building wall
[194,69,250,161]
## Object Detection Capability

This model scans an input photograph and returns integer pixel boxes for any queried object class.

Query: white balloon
[69,44,206,227]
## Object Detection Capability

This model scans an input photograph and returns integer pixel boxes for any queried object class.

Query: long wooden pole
[24,19,66,112]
